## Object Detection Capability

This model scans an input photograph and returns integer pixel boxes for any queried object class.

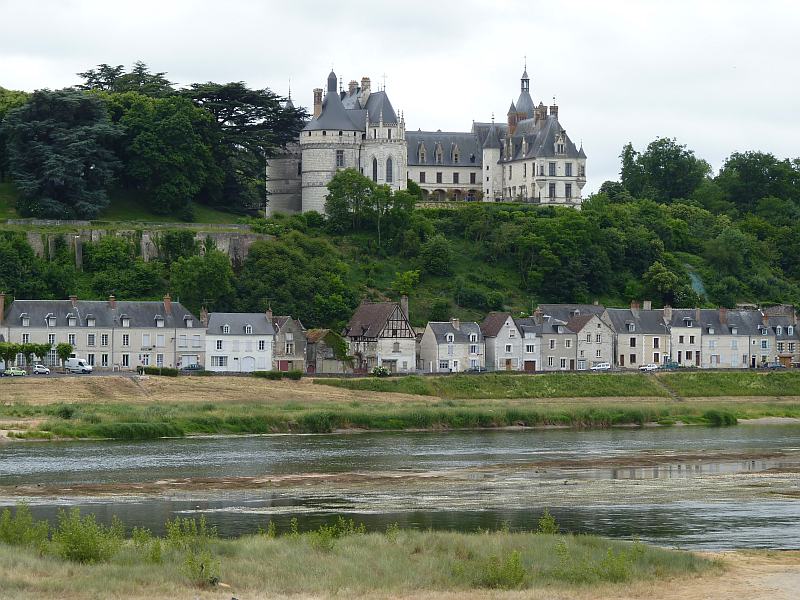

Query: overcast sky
[1,0,797,193]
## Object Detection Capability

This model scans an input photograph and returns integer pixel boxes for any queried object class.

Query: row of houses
[1,293,798,374]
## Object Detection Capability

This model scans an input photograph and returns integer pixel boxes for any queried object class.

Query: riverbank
[1,375,800,439]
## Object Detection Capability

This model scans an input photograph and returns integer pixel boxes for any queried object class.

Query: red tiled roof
[480,312,511,337]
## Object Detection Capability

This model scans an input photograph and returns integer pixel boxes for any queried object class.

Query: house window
[122,354,129,367]
[156,334,165,348]
[101,354,108,367]
[436,172,443,184]
[47,316,56,327]
[142,334,150,347]
[731,339,738,349]
[87,334,96,347]
[68,316,77,327]
[776,326,783,335]
[211,356,228,367]
[526,344,535,353]
[690,335,695,344]
[565,183,572,199]
[653,338,660,349]
[245,325,252,334]
[777,342,784,352]
[630,354,637,364]
[469,333,477,342]
[87,354,94,366]
[101,334,108,346]
[548,183,556,198]
[446,334,454,343]
[140,354,150,366]
[258,340,266,351]
[439,360,449,370]
[285,342,294,354]
[222,324,230,334]
[470,344,478,354]
[453,172,459,184]
[679,335,685,344]
[372,157,378,182]
[386,157,394,183]
[789,326,794,336]
[547,356,554,367]
[596,349,602,358]
[122,334,130,347]
[630,337,636,347]
[392,342,400,353]
[420,172,426,183]
[549,162,556,176]
[761,340,769,350]
[68,334,76,346]
[686,351,693,361]
[560,358,567,369]
[87,317,96,327]
[596,334,602,343]
[654,352,660,363]
[336,150,344,167]
[216,340,223,351]
[470,172,476,184]
[586,333,592,343]
[192,335,201,348]
[565,163,573,177]
[121,318,130,328]
[21,333,30,344]
[179,335,187,347]
[48,334,56,346]
[549,339,555,350]
[22,317,30,327]
[155,318,164,328]
[448,344,454,356]
[157,354,164,367]
[790,342,796,352]
[565,339,572,349]
[505,344,512,353]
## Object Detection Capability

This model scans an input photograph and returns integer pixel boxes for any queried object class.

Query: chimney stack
[719,307,728,326]
[549,104,559,120]
[0,292,5,327]
[643,300,652,311]
[348,80,358,96]
[400,295,409,321]
[695,307,701,323]
[663,305,673,324]
[163,294,172,316]
[313,88,323,118]
[762,311,769,327]
[450,317,460,331]
[200,306,209,328]
[630,300,640,314]
[266,305,273,324]
[69,294,78,308]
[360,77,371,104]
[108,295,116,309]
[533,308,543,324]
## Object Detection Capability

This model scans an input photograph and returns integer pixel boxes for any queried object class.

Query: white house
[204,312,274,373]
[419,319,484,373]
[481,312,524,371]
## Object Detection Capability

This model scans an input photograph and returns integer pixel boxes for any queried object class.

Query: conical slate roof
[507,101,517,115]
[482,123,502,149]
[515,90,535,119]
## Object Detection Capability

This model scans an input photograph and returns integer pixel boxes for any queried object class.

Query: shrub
[165,516,217,552]
[183,547,219,588]
[142,366,178,377]
[537,508,559,534]
[51,508,124,563]
[52,404,76,420]
[703,409,737,426]
[285,370,303,380]
[132,526,162,563]
[253,370,283,380]
[0,504,49,549]
[372,366,390,377]
[474,550,527,589]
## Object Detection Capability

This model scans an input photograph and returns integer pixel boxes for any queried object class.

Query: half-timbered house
[342,299,416,373]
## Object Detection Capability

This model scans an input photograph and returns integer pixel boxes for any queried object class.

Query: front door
[505,359,512,371]
[696,352,701,366]
[452,360,459,372]
[780,356,791,368]
[241,356,256,372]
[569,359,575,370]
[619,355,625,367]
[524,360,536,372]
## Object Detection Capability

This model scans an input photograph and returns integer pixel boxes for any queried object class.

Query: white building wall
[205,334,273,373]
[487,317,524,371]
[376,337,415,373]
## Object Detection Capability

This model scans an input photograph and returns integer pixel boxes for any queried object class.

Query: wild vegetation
[0,504,713,598]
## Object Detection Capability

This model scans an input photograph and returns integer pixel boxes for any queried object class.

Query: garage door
[241,356,256,372]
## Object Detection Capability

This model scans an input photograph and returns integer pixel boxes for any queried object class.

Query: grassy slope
[0,528,712,599]
[661,371,800,397]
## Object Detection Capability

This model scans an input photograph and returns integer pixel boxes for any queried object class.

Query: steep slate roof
[606,308,668,335]
[481,123,502,150]
[343,302,399,339]
[472,122,509,147]
[5,299,197,329]
[406,131,482,167]
[364,91,397,124]
[428,321,482,344]
[304,70,364,132]
[504,116,583,161]
[273,316,305,332]
[206,313,274,336]
[480,312,514,337]
[538,304,605,324]
[514,317,542,337]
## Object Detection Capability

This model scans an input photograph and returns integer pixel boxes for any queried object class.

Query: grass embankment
[662,371,800,397]
[0,505,713,599]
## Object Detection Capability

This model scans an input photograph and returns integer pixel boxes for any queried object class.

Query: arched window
[245,324,253,334]
[372,157,378,182]
[386,157,393,182]
[222,324,230,334]
[419,147,426,163]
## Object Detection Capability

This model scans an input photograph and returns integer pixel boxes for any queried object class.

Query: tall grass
[662,371,800,397]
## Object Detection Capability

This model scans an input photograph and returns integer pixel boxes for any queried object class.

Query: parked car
[3,366,27,377]
[32,364,50,375]
[590,362,611,371]
[65,358,93,374]
[660,362,680,370]
[639,363,659,372]
[180,363,205,372]
[763,362,787,370]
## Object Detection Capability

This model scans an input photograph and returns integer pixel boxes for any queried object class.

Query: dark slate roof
[5,299,197,329]
[503,116,583,161]
[514,317,542,337]
[538,304,605,324]
[766,315,798,340]
[303,89,362,132]
[428,321,482,344]
[540,316,574,334]
[343,302,398,339]
[364,91,397,125]
[507,101,517,115]
[406,131,482,167]
[693,309,759,336]
[515,90,535,119]
[481,312,515,337]
[481,123,502,150]
[473,121,509,146]
[273,315,305,332]
[206,312,274,336]
[606,308,668,335]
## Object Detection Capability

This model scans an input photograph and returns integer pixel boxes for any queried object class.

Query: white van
[65,358,93,374]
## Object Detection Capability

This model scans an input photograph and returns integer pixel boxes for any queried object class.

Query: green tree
[428,298,451,322]
[418,234,453,276]
[716,151,800,212]
[325,168,375,231]
[0,342,21,368]
[2,89,120,218]
[620,138,710,203]
[170,249,235,314]
[0,86,30,181]
[391,270,420,297]
[56,343,74,369]
[78,61,174,97]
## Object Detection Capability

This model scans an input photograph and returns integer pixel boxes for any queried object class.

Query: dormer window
[121,315,130,328]
[470,333,477,342]
[21,313,30,327]
[222,324,230,334]
[87,315,95,327]
[68,314,77,327]
[470,154,476,163]
[684,318,693,327]
[776,326,783,335]
[184,316,193,328]
[435,145,443,164]
[789,326,794,336]
[419,147,426,163]
[245,324,253,335]
[45,313,56,327]
[731,327,738,335]
[452,145,460,164]
[446,333,454,343]
[155,316,165,328]
[626,323,635,333]
[708,327,715,335]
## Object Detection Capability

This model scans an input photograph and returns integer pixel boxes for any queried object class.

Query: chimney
[108,295,116,309]
[163,294,172,316]
[643,300,652,311]
[630,300,640,314]
[0,292,5,327]
[266,305,273,324]
[663,305,673,324]
[593,299,599,306]
[360,77,371,104]
[200,306,209,328]
[400,295,409,321]
[450,317,460,331]
[719,307,728,326]
[762,311,769,327]
[549,104,559,120]
[348,80,358,96]
[313,88,323,118]
[695,307,701,323]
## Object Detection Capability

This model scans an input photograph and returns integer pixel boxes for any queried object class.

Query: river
[1,424,799,550]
